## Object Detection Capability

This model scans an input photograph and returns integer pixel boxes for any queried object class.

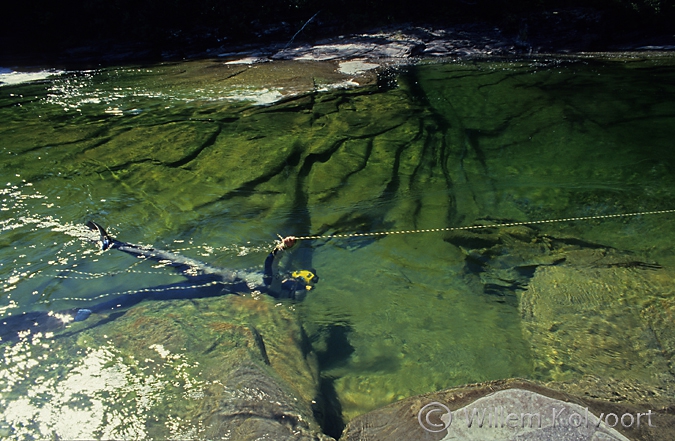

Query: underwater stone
[88,122,220,168]
[27,295,331,440]
[521,265,675,394]
[446,225,675,407]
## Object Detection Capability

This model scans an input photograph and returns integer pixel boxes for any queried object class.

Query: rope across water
[292,209,675,241]
[22,208,674,301]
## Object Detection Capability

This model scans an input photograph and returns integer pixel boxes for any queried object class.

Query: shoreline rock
[2,12,674,70]
[341,378,675,441]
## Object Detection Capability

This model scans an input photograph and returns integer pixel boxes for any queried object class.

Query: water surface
[1,55,675,438]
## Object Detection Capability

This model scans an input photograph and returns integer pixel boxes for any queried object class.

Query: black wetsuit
[0,222,312,342]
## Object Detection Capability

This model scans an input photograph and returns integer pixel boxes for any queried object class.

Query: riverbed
[1,53,674,439]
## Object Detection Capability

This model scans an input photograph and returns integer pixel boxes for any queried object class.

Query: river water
[1,55,675,439]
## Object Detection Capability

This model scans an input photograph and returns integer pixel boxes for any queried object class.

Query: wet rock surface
[268,26,512,61]
[1,294,333,440]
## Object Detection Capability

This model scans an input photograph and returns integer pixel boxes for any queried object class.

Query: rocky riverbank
[2,5,675,69]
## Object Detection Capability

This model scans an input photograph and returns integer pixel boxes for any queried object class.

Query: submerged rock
[0,294,333,440]
[108,295,334,440]
[201,362,329,441]
[445,225,675,408]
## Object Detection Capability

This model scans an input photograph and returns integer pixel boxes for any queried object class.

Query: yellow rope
[294,209,675,241]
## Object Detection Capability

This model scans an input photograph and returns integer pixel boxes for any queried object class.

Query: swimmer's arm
[263,236,296,292]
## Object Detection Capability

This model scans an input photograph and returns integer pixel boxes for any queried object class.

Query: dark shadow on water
[314,376,344,439]
[312,324,354,437]
[315,324,355,369]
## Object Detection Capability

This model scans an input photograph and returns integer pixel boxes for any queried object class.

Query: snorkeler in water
[85,221,317,300]
[0,221,318,342]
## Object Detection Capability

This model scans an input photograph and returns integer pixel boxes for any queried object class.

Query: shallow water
[1,55,675,438]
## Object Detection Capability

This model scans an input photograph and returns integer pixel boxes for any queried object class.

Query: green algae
[1,55,675,438]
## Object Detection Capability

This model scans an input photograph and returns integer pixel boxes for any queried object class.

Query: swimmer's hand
[275,235,297,252]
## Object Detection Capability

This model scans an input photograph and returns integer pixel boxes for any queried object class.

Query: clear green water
[1,55,675,438]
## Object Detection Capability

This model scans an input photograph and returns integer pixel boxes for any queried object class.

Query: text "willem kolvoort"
[417,401,655,433]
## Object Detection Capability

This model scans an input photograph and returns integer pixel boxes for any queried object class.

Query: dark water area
[1,55,675,438]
